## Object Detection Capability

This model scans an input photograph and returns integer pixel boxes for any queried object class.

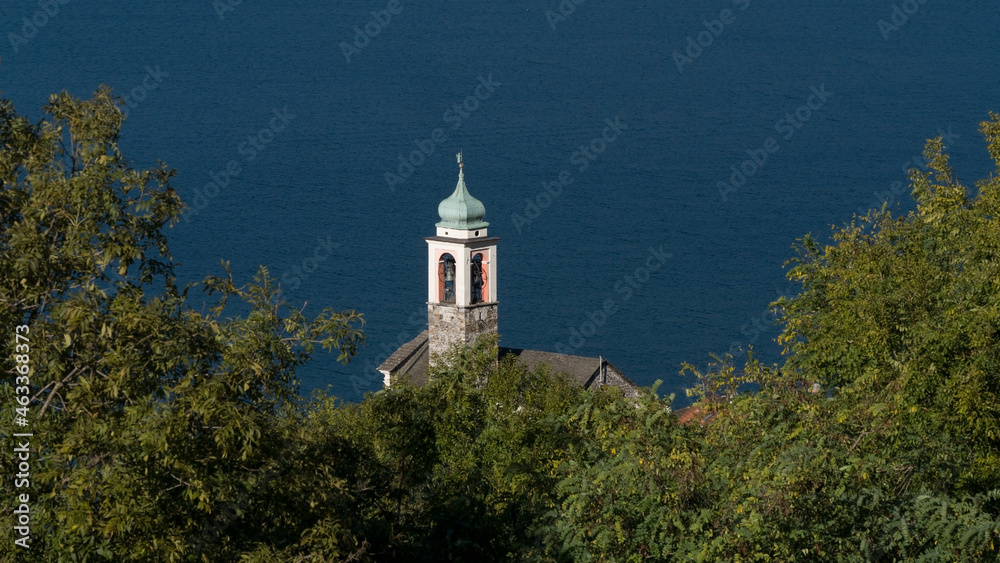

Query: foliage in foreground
[0,89,365,561]
[2,91,1000,561]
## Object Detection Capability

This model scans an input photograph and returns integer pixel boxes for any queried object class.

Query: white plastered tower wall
[425,236,498,305]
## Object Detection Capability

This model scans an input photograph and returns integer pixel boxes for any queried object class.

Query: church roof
[377,331,640,396]
[436,155,488,230]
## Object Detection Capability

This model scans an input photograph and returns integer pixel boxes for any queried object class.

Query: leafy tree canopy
[1,88,364,561]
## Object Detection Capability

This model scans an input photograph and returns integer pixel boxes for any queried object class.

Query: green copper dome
[436,163,488,230]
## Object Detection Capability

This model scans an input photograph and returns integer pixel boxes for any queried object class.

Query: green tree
[543,384,703,562]
[0,89,364,561]
[670,113,1000,561]
[776,113,1000,494]
[375,336,587,560]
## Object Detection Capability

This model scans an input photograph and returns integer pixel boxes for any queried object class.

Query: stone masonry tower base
[428,302,498,361]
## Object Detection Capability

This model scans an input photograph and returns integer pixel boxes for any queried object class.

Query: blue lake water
[3,0,998,403]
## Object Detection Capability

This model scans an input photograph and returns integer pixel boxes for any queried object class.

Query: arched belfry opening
[439,253,456,303]
[471,253,485,304]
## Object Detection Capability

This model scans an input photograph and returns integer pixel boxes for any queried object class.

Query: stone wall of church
[428,302,498,361]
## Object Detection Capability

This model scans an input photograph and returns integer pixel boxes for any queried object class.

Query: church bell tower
[426,153,499,361]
